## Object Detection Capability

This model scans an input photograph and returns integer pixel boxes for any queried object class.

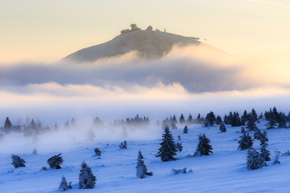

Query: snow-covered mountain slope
[1,121,290,192]
[63,30,201,62]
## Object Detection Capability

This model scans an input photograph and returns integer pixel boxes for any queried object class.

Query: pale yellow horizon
[0,0,289,64]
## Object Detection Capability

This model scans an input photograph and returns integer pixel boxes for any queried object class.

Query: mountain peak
[63,29,201,62]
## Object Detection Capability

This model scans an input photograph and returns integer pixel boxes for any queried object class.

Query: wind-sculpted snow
[1,122,290,192]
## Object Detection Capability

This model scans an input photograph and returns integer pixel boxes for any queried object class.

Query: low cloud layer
[0,45,259,93]
[1,44,290,152]
[0,44,290,124]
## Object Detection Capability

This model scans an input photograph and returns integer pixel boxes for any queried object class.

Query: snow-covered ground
[64,30,201,62]
[1,121,290,193]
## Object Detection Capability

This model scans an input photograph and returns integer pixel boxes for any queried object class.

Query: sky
[0,0,290,124]
[0,0,289,63]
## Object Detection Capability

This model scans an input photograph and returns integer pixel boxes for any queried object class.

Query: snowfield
[64,30,201,62]
[1,121,290,193]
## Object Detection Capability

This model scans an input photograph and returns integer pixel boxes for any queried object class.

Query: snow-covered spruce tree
[266,112,277,129]
[204,111,216,127]
[4,117,12,134]
[194,134,213,156]
[230,112,242,127]
[215,115,222,125]
[11,154,26,168]
[59,176,69,192]
[68,182,72,189]
[260,131,271,161]
[179,114,186,124]
[79,162,96,189]
[246,149,265,170]
[241,110,248,126]
[253,128,262,140]
[119,140,127,149]
[47,153,63,169]
[195,113,203,124]
[172,115,177,124]
[32,148,38,155]
[238,132,253,150]
[258,113,264,120]
[187,114,193,124]
[176,142,183,152]
[170,120,178,129]
[156,127,177,161]
[241,127,246,134]
[251,108,258,122]
[183,125,188,134]
[246,116,258,131]
[136,151,153,179]
[278,112,287,128]
[219,122,226,132]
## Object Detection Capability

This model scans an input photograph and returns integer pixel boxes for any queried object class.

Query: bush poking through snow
[119,140,127,149]
[11,154,26,168]
[79,162,96,189]
[194,134,213,156]
[176,142,183,152]
[94,148,101,157]
[283,150,290,156]
[59,176,69,192]
[156,127,177,161]
[273,150,281,164]
[47,153,63,169]
[172,167,192,175]
[136,151,153,179]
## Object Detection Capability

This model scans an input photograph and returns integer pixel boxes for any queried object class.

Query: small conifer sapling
[47,153,63,169]
[246,149,265,170]
[59,176,69,192]
[136,151,153,178]
[79,162,96,189]
[219,122,226,132]
[94,148,101,157]
[156,127,177,161]
[183,125,188,134]
[238,132,253,150]
[194,134,213,156]
[11,154,26,168]
[176,142,183,152]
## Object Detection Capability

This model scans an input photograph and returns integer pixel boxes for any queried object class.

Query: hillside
[1,120,290,192]
[63,30,201,62]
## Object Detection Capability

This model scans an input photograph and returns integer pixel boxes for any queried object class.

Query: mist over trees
[2,105,290,192]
